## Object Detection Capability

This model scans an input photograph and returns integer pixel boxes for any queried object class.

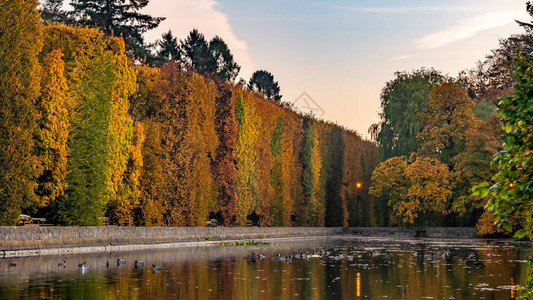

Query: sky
[139,0,531,138]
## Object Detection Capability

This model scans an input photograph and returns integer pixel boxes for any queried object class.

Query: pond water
[0,237,531,299]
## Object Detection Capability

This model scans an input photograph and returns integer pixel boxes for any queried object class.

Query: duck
[8,262,16,267]
[58,261,66,267]
[78,262,86,267]
[101,261,110,268]
[117,259,126,265]
[134,260,145,268]
[152,264,162,272]
[81,265,90,273]
[257,254,265,260]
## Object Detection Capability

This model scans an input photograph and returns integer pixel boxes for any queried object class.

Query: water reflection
[0,237,530,299]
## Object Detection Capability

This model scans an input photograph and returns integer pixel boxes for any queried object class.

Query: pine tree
[248,70,282,101]
[40,0,68,24]
[0,0,42,225]
[181,29,241,82]
[69,0,164,58]
[156,30,180,64]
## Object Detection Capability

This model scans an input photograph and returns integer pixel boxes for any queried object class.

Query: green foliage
[370,69,449,159]
[323,126,346,227]
[482,51,533,240]
[43,25,136,225]
[180,29,240,82]
[156,30,180,65]
[234,93,260,226]
[248,70,282,101]
[472,101,497,120]
[0,0,42,225]
[300,118,316,226]
[521,258,533,299]
[39,0,68,24]
[69,0,164,58]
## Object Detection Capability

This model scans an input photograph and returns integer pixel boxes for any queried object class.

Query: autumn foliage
[2,2,381,227]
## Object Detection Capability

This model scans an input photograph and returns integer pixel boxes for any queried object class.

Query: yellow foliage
[35,49,70,207]
[234,91,261,226]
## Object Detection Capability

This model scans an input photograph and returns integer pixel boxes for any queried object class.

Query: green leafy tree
[477,51,533,240]
[69,0,164,58]
[248,70,282,101]
[43,26,136,225]
[369,69,449,159]
[0,0,42,225]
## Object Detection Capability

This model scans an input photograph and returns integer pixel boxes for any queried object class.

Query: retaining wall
[0,227,478,258]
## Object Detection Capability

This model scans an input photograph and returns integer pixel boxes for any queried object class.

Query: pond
[0,237,531,299]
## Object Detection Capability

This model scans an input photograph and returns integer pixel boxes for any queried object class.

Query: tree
[69,0,164,58]
[458,33,533,104]
[180,29,240,82]
[248,70,282,101]
[34,49,70,209]
[39,0,68,24]
[181,29,212,74]
[156,30,180,65]
[370,156,453,226]
[477,50,533,240]
[43,26,136,225]
[417,83,476,167]
[209,36,240,82]
[0,0,42,225]
[369,69,449,159]
[516,1,533,31]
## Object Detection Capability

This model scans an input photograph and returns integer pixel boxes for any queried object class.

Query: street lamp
[356,182,362,226]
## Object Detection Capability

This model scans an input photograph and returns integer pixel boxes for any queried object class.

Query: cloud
[141,0,254,80]
[330,5,477,13]
[391,54,417,61]
[416,10,522,49]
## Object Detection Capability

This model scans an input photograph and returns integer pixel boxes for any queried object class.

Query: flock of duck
[53,259,163,273]
[252,248,488,264]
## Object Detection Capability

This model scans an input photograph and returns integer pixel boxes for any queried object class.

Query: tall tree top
[248,70,282,101]
[69,0,164,58]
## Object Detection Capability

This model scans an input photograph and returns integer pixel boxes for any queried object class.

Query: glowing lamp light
[356,272,361,297]
[509,182,514,188]
[356,182,362,189]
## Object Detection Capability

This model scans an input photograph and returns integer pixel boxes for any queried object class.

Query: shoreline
[1,227,480,258]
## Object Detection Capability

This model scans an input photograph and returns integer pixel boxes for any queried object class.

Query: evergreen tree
[69,0,164,58]
[209,36,240,82]
[156,30,180,64]
[181,29,212,74]
[180,29,240,82]
[248,70,282,101]
[0,0,42,225]
[40,0,68,24]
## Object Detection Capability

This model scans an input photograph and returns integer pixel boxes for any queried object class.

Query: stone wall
[343,227,477,238]
[0,226,478,258]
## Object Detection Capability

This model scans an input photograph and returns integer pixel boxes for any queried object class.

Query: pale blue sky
[142,0,529,137]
